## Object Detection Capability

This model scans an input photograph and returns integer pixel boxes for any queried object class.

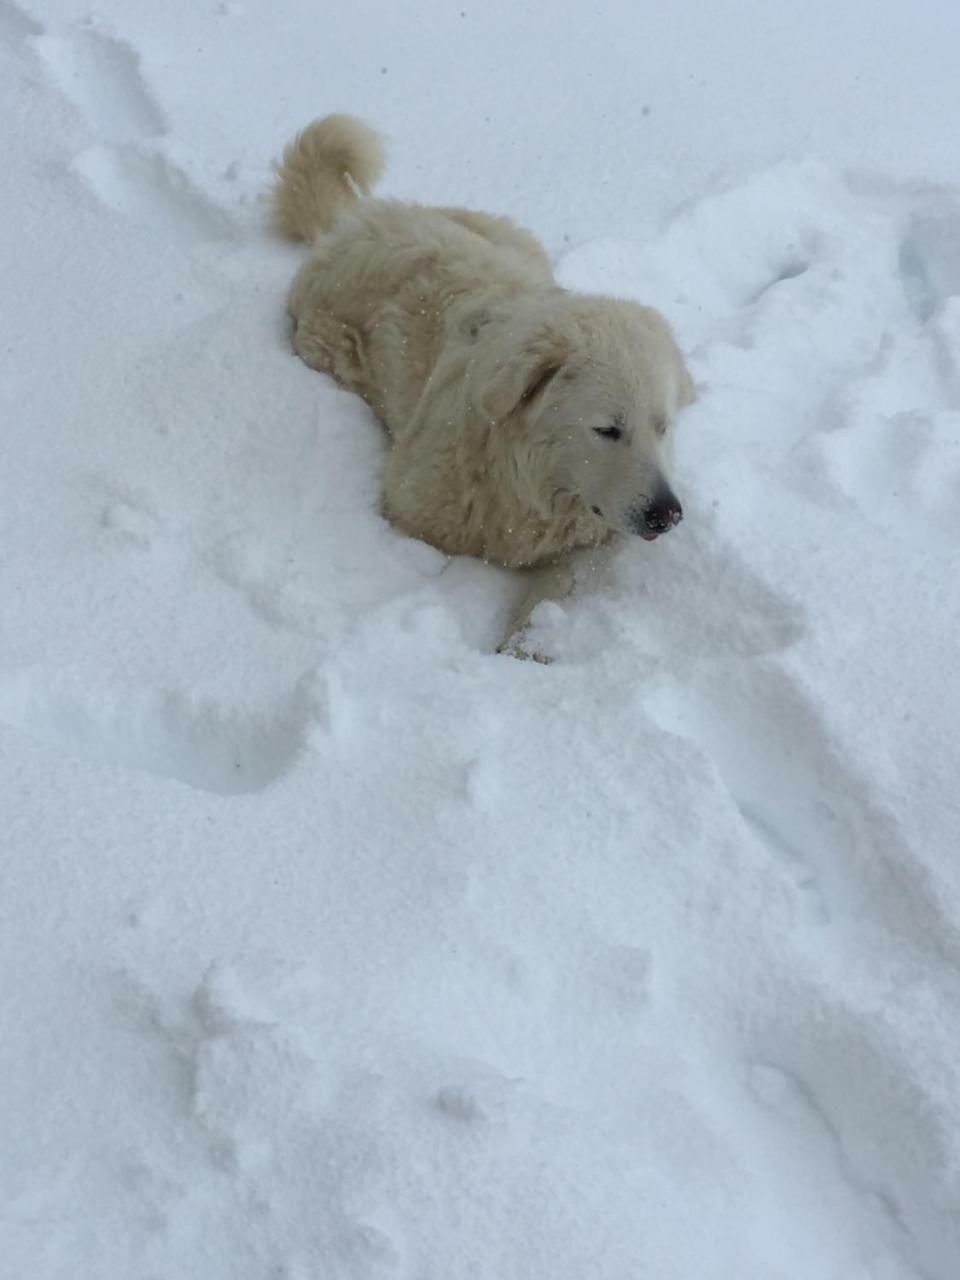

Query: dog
[274,114,695,655]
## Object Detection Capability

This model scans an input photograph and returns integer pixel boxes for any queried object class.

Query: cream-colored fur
[274,115,695,651]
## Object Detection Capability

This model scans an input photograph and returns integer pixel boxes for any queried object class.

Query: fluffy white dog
[275,115,694,654]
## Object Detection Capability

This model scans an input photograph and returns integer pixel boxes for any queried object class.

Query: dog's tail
[273,114,386,242]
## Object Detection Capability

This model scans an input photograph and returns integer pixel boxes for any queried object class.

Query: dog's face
[532,354,690,541]
[481,296,695,540]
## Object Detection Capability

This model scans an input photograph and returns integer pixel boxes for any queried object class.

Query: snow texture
[2,2,960,1278]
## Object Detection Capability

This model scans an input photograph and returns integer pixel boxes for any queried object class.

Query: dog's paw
[497,636,554,665]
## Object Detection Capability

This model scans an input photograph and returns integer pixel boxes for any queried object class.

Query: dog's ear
[481,329,570,423]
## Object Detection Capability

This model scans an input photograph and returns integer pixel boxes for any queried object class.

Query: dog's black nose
[628,487,683,539]
[644,493,683,533]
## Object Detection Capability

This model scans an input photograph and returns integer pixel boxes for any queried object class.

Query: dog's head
[478,294,695,540]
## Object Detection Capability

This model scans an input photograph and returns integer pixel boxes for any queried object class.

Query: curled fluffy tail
[273,114,386,241]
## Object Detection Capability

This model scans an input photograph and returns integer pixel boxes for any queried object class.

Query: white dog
[274,115,694,654]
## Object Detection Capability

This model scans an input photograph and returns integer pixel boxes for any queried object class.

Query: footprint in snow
[115,962,402,1271]
[645,663,960,966]
[34,18,235,242]
[0,671,318,794]
[811,291,960,540]
[73,144,237,242]
[0,0,42,46]
[899,206,960,324]
[745,992,960,1279]
[99,498,161,549]
[91,475,165,549]
[34,24,165,142]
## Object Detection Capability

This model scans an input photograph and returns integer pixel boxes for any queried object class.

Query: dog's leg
[292,311,368,395]
[498,560,574,662]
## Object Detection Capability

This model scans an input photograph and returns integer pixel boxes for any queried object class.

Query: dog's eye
[654,417,668,437]
[593,425,623,441]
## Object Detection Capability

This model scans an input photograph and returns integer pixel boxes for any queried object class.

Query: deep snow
[2,2,960,1278]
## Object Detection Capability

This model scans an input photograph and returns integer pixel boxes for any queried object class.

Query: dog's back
[276,115,555,433]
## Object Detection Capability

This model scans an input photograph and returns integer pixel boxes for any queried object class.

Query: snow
[2,1,960,1276]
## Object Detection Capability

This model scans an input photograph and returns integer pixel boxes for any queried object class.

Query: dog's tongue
[641,533,659,542]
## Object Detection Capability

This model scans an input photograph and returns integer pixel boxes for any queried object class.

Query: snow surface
[3,1,960,1277]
